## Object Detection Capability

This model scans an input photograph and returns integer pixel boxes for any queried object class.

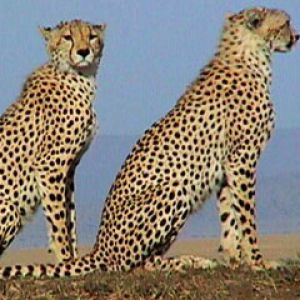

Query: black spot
[240,215,247,224]
[169,191,175,200]
[49,177,56,184]
[238,199,245,207]
[27,265,34,275]
[2,267,11,277]
[160,219,166,227]
[240,184,247,192]
[256,254,262,261]
[220,212,229,222]
[245,203,251,211]
[49,194,56,201]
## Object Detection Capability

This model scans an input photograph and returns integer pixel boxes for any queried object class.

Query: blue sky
[0,1,299,135]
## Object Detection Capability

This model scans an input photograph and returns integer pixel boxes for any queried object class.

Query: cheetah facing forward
[1,7,298,278]
[0,20,106,262]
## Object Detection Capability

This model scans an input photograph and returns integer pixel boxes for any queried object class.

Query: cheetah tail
[0,252,107,279]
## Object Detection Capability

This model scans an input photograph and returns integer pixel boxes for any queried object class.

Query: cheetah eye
[247,14,263,30]
[89,34,98,41]
[249,17,262,29]
[63,34,72,41]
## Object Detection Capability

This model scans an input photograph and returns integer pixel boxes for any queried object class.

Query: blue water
[12,128,300,249]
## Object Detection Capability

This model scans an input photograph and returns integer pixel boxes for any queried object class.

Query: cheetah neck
[36,63,97,103]
[215,25,272,84]
[50,56,100,79]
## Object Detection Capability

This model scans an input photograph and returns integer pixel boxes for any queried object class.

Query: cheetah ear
[225,12,235,22]
[246,11,264,30]
[93,23,107,38]
[39,26,53,41]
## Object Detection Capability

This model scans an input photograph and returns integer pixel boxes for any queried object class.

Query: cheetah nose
[295,34,300,42]
[77,48,90,58]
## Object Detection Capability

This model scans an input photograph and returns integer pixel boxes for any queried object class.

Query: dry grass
[0,264,300,300]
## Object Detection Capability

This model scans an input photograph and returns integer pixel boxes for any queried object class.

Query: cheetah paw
[250,260,282,271]
[181,256,219,270]
[263,260,283,270]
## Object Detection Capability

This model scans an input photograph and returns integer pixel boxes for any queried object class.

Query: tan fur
[0,20,105,263]
[0,7,298,279]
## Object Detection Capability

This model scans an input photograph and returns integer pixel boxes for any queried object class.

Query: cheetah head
[227,7,299,53]
[40,20,106,75]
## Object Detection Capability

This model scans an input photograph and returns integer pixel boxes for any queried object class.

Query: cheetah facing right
[0,7,298,279]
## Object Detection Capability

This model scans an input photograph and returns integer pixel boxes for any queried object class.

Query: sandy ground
[0,233,299,266]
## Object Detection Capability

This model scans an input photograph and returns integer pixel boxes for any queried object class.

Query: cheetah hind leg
[144,255,218,272]
[0,200,22,257]
[142,226,218,272]
[127,186,218,273]
[142,223,218,272]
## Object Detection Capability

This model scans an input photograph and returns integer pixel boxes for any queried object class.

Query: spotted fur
[0,7,298,279]
[0,20,106,262]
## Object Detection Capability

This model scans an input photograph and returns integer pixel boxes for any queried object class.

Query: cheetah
[0,7,298,279]
[0,20,106,262]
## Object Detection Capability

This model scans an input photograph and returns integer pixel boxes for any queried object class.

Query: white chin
[275,47,289,53]
[77,61,90,67]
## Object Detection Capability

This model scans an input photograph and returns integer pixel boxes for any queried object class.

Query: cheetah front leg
[65,172,78,258]
[223,149,266,269]
[36,170,76,262]
[46,173,77,259]
[0,199,21,257]
[217,185,242,267]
